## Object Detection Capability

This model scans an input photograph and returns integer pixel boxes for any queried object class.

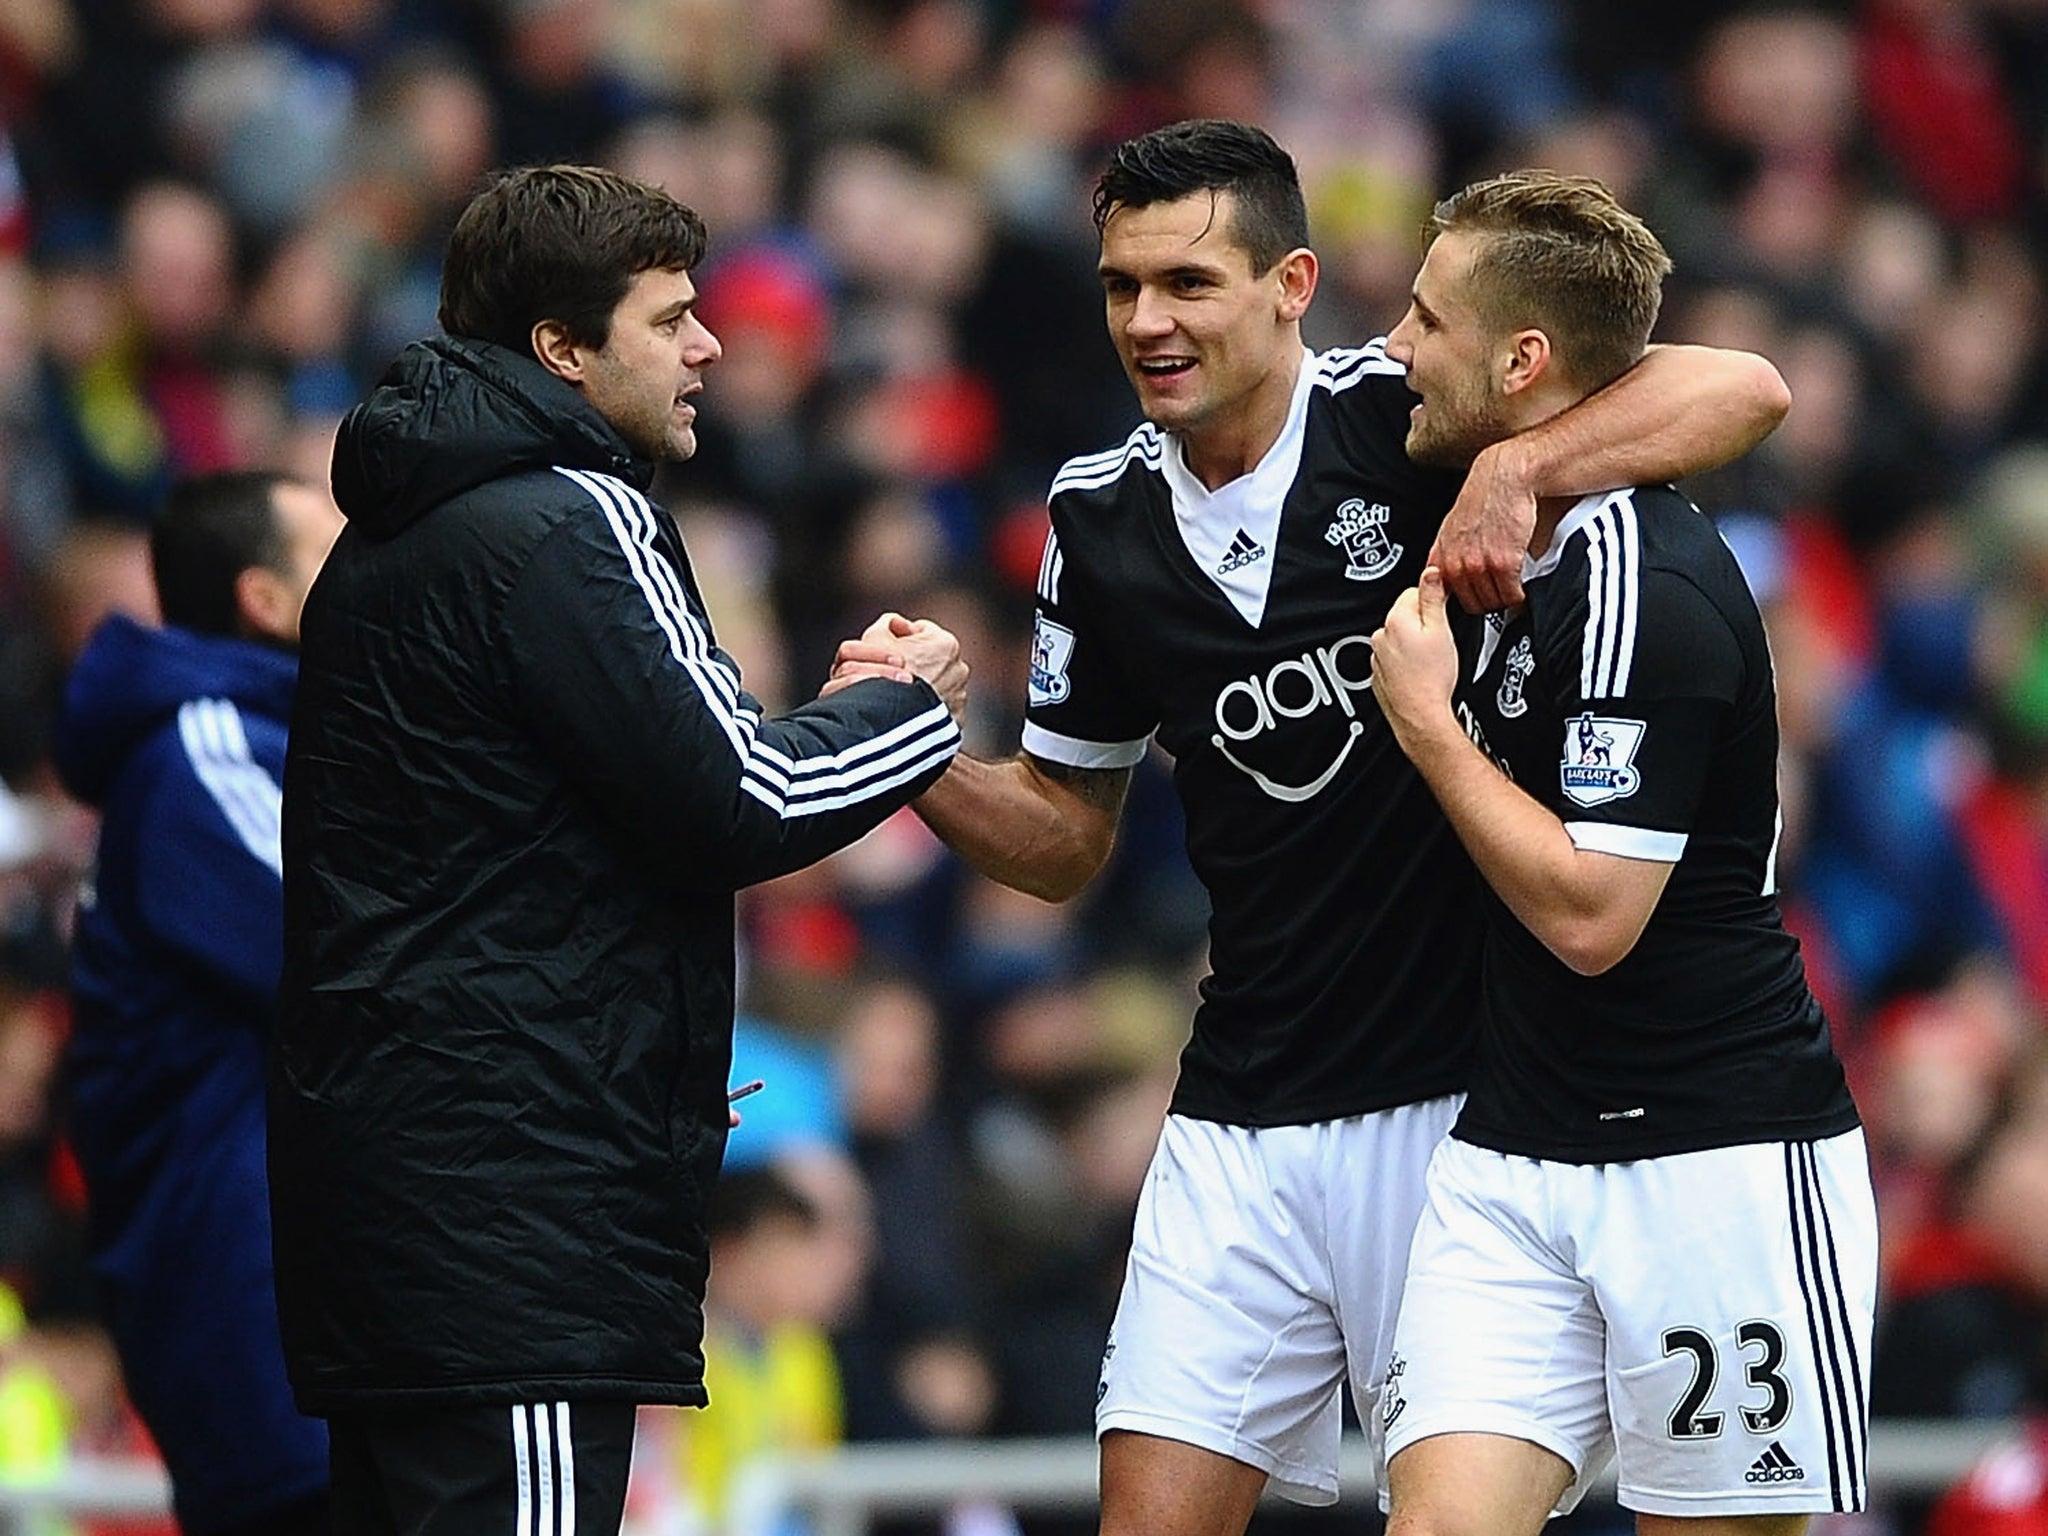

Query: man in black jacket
[270,165,966,1536]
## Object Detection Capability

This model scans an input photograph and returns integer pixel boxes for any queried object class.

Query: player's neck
[1179,347,1306,492]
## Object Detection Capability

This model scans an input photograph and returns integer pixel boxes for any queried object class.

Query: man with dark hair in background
[57,469,344,1536]
[868,119,1794,1536]
[270,164,966,1536]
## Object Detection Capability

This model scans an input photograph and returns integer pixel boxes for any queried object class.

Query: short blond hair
[1430,171,1671,392]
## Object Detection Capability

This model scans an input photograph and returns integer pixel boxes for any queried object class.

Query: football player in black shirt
[843,121,1792,1536]
[1371,172,1872,1536]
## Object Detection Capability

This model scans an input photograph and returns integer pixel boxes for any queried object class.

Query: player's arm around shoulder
[1433,346,1789,613]
[1370,569,1671,976]
[913,750,1132,904]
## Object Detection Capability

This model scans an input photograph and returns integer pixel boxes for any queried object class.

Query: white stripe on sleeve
[1614,495,1641,695]
[556,467,957,820]
[177,699,282,877]
[1578,495,1640,700]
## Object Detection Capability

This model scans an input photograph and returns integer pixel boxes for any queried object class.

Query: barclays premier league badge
[1560,713,1645,806]
[1028,615,1076,707]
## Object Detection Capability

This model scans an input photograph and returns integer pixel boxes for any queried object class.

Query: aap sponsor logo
[1210,634,1375,803]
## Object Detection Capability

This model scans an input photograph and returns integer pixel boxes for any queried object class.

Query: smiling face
[550,265,723,463]
[1385,229,1514,469]
[1098,190,1313,470]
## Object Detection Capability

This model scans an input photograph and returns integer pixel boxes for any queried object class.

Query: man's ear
[235,566,291,645]
[531,319,586,385]
[1275,247,1318,323]
[1501,328,1554,397]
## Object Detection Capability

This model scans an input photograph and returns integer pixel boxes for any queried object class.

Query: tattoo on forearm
[1033,759,1134,813]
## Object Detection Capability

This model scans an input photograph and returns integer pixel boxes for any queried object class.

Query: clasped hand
[822,613,971,723]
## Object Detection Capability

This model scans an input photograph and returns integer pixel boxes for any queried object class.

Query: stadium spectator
[834,973,995,1441]
[1876,1055,2048,1421]
[880,118,1787,1536]
[56,469,342,1536]
[1926,1334,2048,1536]
[662,1165,853,1532]
[267,163,966,1536]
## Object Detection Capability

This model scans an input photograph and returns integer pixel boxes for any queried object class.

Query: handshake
[821,612,970,723]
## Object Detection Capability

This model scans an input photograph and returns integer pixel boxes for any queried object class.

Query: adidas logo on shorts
[1745,1442,1805,1484]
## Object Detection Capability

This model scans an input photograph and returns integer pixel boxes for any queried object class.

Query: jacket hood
[55,616,299,808]
[331,337,655,538]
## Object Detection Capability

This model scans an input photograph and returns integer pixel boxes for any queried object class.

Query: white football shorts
[1096,1095,1462,1504]
[1384,1130,1877,1517]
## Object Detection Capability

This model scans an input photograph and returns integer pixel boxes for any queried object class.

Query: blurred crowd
[2,0,2048,1529]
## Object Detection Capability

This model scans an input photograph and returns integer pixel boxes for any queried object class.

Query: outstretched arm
[914,753,1130,903]
[1432,345,1790,612]
[504,521,961,892]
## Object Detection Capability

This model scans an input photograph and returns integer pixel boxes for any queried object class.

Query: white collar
[1157,349,1314,627]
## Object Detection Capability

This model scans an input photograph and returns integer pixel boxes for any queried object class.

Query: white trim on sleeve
[555,466,957,818]
[1021,723,1149,770]
[1564,821,1686,863]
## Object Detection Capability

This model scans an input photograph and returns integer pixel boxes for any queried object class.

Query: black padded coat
[270,337,958,1411]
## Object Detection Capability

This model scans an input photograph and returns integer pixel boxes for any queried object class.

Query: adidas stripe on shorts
[1095,1096,1462,1505]
[327,1400,635,1536]
[1383,1129,1876,1517]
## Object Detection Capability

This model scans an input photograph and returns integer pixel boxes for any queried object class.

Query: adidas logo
[1216,529,1267,575]
[1745,1442,1805,1484]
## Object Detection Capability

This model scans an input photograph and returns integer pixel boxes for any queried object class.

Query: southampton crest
[1325,499,1403,582]
[1496,636,1535,718]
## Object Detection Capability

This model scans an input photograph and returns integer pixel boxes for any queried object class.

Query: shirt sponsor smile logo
[1560,712,1645,806]
[1210,634,1375,802]
[1325,499,1403,582]
[1028,615,1076,706]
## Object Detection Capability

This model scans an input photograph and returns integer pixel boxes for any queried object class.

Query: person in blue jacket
[57,469,343,1536]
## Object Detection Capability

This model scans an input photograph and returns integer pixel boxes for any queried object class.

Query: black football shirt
[1025,343,1479,1126]
[1446,485,1859,1161]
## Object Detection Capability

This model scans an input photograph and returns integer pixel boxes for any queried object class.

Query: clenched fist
[1369,568,1460,762]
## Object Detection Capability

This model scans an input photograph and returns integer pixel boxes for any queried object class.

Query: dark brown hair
[438,164,708,355]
